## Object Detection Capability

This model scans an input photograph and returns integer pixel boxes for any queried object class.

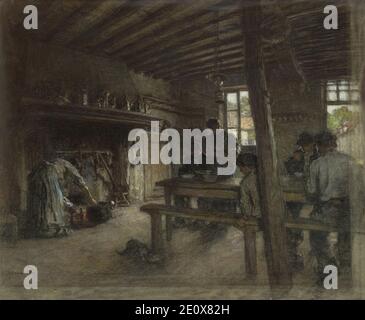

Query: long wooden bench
[141,203,260,276]
[140,203,341,276]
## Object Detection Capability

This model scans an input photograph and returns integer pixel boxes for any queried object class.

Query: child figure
[237,153,261,218]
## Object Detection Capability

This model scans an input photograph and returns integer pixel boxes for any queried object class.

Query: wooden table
[157,176,306,207]
[157,176,242,238]
[152,177,309,275]
[155,177,259,275]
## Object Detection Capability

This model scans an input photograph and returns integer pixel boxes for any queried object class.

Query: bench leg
[166,217,173,241]
[244,226,257,276]
[151,213,164,254]
[164,187,173,242]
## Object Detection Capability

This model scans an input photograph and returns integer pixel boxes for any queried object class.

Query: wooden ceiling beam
[93,0,224,54]
[118,17,241,66]
[37,0,87,41]
[147,47,244,78]
[132,35,243,73]
[167,62,245,81]
[112,17,240,64]
[157,56,245,79]
[56,0,131,44]
[88,1,180,52]
[43,1,105,42]
[104,0,240,55]
[66,0,151,47]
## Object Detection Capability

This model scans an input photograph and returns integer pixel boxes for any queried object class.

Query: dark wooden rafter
[36,0,86,40]
[17,0,352,81]
[125,29,242,74]
[86,0,179,50]
[129,32,243,71]
[169,64,244,81]
[54,0,131,44]
[106,0,241,57]
[153,49,244,79]
[165,58,245,80]
[66,0,147,47]
[42,0,105,42]
[141,42,244,76]
[92,0,228,54]
[282,1,351,81]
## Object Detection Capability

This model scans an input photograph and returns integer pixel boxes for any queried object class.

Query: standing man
[296,132,319,180]
[307,131,353,283]
[285,132,318,271]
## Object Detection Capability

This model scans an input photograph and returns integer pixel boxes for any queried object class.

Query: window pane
[226,93,238,110]
[338,80,349,90]
[239,91,249,99]
[240,91,252,116]
[241,130,248,145]
[327,84,337,91]
[228,129,238,140]
[241,116,254,130]
[327,91,337,101]
[241,130,256,146]
[339,91,349,101]
[227,111,238,128]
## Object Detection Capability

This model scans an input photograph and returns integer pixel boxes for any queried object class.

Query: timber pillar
[243,2,292,289]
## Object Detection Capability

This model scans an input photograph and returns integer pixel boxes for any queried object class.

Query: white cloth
[307,150,353,202]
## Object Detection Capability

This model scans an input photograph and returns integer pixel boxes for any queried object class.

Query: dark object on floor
[118,239,162,264]
[87,201,113,224]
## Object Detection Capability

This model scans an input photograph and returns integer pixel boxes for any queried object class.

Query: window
[326,80,359,104]
[326,80,360,134]
[224,88,256,146]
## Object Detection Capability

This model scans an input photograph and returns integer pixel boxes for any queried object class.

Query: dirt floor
[0,204,361,299]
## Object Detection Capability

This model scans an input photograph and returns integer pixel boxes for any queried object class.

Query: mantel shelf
[20,97,160,129]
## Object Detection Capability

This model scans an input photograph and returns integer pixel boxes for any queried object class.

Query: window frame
[325,80,359,105]
[325,79,360,132]
[223,86,256,146]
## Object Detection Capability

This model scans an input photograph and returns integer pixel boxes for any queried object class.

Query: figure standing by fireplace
[26,157,96,238]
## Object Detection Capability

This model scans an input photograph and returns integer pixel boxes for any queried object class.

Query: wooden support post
[243,3,292,288]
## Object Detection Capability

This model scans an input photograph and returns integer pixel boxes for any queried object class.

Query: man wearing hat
[285,132,318,271]
[307,131,353,282]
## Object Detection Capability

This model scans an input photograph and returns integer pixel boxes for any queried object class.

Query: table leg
[151,213,163,254]
[244,226,257,276]
[166,217,173,242]
[165,187,173,242]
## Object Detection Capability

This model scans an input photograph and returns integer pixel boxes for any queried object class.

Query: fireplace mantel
[20,97,160,129]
